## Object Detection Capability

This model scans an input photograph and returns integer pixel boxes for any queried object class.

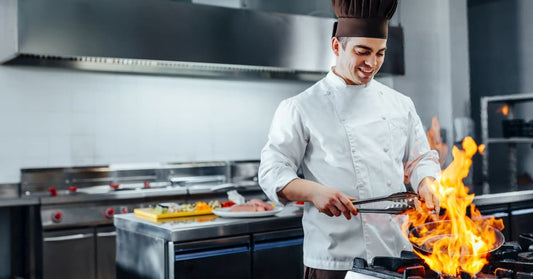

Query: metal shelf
[483,93,533,103]
[480,93,533,194]
[487,138,533,144]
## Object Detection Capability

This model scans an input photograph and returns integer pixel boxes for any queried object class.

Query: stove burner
[518,253,533,262]
[349,241,533,279]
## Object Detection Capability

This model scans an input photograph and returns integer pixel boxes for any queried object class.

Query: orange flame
[403,137,504,276]
[427,116,449,168]
[496,104,509,116]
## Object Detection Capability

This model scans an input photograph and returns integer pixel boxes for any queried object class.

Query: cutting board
[133,208,213,222]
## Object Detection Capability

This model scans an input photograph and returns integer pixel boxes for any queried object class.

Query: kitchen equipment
[519,233,533,251]
[352,192,418,214]
[408,220,505,256]
[21,160,265,279]
[345,239,533,279]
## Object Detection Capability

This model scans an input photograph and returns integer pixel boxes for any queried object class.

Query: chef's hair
[337,37,349,50]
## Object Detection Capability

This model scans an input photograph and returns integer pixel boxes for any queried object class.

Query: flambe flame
[403,137,504,276]
[496,104,509,116]
[427,116,449,168]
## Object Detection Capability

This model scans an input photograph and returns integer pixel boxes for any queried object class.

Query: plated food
[212,199,282,218]
[227,199,275,212]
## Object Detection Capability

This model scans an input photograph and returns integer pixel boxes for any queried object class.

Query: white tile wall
[0,66,312,182]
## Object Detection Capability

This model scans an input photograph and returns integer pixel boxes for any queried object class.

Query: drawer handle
[44,233,93,242]
[97,231,117,237]
[175,246,249,261]
[254,238,303,251]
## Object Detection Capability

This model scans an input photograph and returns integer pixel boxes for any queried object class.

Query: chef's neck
[332,67,372,87]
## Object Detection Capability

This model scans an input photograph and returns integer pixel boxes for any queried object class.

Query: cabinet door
[252,229,304,279]
[43,228,95,279]
[173,235,251,279]
[96,227,116,279]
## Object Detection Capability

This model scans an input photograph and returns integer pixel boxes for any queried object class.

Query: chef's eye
[356,50,370,56]
[377,52,385,57]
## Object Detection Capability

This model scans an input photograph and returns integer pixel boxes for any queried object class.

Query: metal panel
[116,229,167,279]
[42,228,96,279]
[252,228,304,279]
[13,0,333,76]
[172,235,251,279]
[1,0,405,79]
[0,0,17,62]
[96,227,117,279]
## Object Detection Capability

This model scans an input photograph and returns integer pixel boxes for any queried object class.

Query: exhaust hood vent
[0,0,404,80]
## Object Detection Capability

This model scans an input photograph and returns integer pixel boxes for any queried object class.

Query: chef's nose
[365,55,377,67]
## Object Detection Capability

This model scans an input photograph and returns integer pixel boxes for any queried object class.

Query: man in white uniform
[258,0,442,278]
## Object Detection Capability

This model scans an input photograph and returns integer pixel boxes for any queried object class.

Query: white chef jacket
[258,70,441,270]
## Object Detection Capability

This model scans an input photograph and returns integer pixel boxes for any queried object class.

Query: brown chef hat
[331,0,398,39]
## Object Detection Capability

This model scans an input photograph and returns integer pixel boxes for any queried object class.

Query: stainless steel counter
[0,197,39,208]
[473,190,533,206]
[113,205,303,242]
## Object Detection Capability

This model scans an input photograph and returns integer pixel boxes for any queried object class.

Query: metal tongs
[351,192,419,214]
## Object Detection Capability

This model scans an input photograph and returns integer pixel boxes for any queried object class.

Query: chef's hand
[311,186,358,220]
[416,176,440,217]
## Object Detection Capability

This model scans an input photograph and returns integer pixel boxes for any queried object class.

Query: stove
[346,235,533,279]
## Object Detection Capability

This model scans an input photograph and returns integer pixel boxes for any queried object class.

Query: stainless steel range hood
[0,0,404,80]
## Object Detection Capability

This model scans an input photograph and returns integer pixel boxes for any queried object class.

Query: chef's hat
[331,0,398,38]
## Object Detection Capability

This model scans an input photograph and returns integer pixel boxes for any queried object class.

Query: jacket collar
[325,68,373,93]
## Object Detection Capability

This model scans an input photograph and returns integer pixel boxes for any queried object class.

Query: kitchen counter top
[114,205,303,242]
[473,190,533,206]
[0,197,39,208]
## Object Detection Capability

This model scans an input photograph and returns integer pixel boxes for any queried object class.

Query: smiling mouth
[359,68,374,77]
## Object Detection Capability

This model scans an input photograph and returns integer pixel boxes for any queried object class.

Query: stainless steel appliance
[114,207,304,279]
[21,161,263,279]
[0,0,405,79]
[345,241,533,279]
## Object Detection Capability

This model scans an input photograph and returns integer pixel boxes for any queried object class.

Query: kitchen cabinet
[96,227,117,279]
[252,229,304,279]
[173,236,252,279]
[42,228,96,279]
[480,93,533,194]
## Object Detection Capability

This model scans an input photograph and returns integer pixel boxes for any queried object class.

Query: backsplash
[0,66,312,183]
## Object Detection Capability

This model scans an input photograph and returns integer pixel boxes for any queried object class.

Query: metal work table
[473,190,533,206]
[113,190,533,243]
[114,205,304,279]
[113,205,303,242]
[0,197,39,208]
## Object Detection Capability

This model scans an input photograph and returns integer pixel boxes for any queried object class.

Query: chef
[258,0,441,278]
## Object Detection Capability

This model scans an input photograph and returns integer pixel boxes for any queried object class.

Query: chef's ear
[331,37,341,56]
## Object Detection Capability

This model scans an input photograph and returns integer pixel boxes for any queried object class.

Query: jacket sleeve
[403,99,441,192]
[258,99,308,205]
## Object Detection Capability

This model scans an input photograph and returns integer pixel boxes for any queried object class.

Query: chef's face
[332,36,387,85]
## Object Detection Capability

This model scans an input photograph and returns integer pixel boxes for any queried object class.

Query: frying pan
[408,220,505,256]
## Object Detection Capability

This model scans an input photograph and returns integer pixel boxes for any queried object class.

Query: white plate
[212,206,283,218]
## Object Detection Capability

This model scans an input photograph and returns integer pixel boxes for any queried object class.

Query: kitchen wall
[392,0,470,167]
[469,0,533,193]
[0,66,312,183]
